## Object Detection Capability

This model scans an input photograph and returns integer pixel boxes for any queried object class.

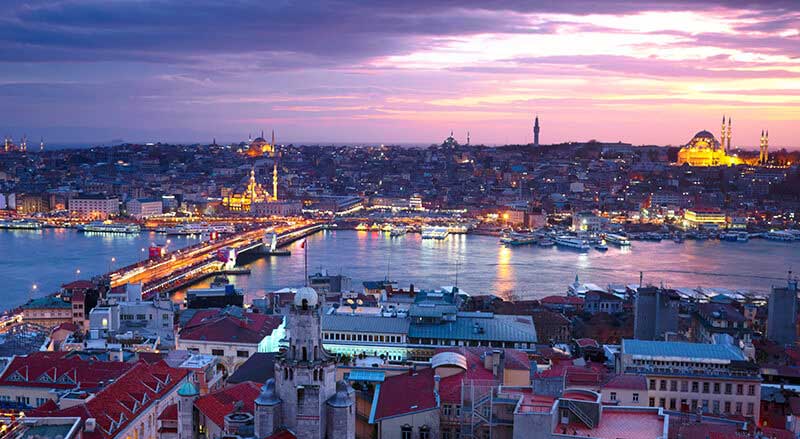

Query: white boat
[209,224,236,234]
[765,230,795,242]
[447,224,469,234]
[389,225,407,237]
[79,221,140,234]
[736,232,749,242]
[421,226,449,240]
[537,238,555,247]
[0,219,42,230]
[604,233,630,247]
[501,231,536,246]
[555,235,591,251]
[165,223,209,235]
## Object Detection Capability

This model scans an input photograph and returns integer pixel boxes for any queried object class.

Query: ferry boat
[447,224,470,234]
[0,219,42,230]
[421,226,449,240]
[537,238,555,247]
[604,233,630,247]
[765,230,795,242]
[209,224,236,234]
[370,223,381,231]
[355,223,369,231]
[737,231,749,242]
[594,243,609,251]
[381,223,394,232]
[555,235,591,251]
[389,225,408,237]
[501,231,536,246]
[165,223,209,235]
[78,221,140,234]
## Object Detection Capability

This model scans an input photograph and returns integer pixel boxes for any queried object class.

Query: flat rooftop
[622,339,745,362]
[556,409,665,439]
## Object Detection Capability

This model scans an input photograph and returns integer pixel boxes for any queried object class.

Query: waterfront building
[251,199,302,217]
[766,278,799,346]
[87,296,176,348]
[126,197,163,219]
[616,339,761,419]
[21,295,73,329]
[681,207,727,230]
[177,307,285,376]
[583,290,623,314]
[693,302,752,344]
[321,313,410,361]
[633,287,679,341]
[0,351,132,410]
[572,211,606,233]
[68,194,120,218]
[676,127,742,167]
[222,168,271,212]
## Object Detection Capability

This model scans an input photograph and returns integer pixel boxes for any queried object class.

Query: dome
[255,378,281,406]
[177,380,199,397]
[294,286,319,308]
[686,130,720,150]
[693,130,715,139]
[252,137,267,144]
[327,381,353,408]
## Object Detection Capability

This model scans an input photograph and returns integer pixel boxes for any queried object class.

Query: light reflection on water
[2,229,799,309]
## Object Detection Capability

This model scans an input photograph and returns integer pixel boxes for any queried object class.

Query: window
[211,349,225,356]
[236,350,249,358]
[610,392,617,401]
[735,402,742,414]
[702,400,709,412]
[692,381,699,393]
[724,401,731,413]
[680,381,688,392]
[747,403,754,415]
[747,385,755,396]
[724,383,732,395]
[649,398,655,407]
[401,425,412,439]
[455,405,461,417]
[713,383,720,394]
[659,398,665,408]
[35,398,48,407]
[736,384,743,395]
[702,382,710,394]
[443,405,452,416]
[660,380,667,391]
[419,426,430,439]
[669,399,676,410]
[670,380,677,391]
[649,379,656,390]
[632,393,639,403]
[712,400,720,414]
[691,400,698,411]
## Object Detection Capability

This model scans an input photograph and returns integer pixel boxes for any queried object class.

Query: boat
[555,235,591,251]
[370,223,381,231]
[501,231,536,246]
[736,232,749,242]
[604,233,631,247]
[381,223,394,232]
[447,224,469,234]
[0,219,42,230]
[389,225,407,237]
[594,243,609,251]
[209,224,236,234]
[537,238,555,247]
[673,234,684,243]
[421,226,449,240]
[765,230,794,242]
[355,223,369,231]
[165,223,209,235]
[78,221,140,234]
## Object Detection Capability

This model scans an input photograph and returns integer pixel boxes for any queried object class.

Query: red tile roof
[62,280,94,291]
[0,352,133,390]
[433,347,499,404]
[179,309,283,344]
[39,360,188,439]
[265,430,297,439]
[541,295,584,305]
[194,381,261,428]
[603,374,647,391]
[158,403,178,421]
[373,368,438,421]
[575,338,600,348]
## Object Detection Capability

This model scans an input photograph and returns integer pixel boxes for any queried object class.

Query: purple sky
[1,1,799,148]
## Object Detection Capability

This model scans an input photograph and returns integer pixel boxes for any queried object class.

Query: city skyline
[1,1,799,147]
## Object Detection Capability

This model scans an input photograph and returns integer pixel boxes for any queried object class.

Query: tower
[726,117,732,152]
[721,115,726,151]
[40,138,44,152]
[533,115,540,146]
[767,275,798,346]
[466,131,470,145]
[274,287,347,439]
[764,130,769,165]
[176,380,199,439]
[254,378,282,439]
[272,131,278,201]
[759,130,770,165]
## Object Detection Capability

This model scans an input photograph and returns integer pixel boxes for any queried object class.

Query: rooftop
[22,295,71,309]
[622,339,746,362]
[371,368,438,422]
[410,314,537,343]
[558,408,665,439]
[179,308,283,344]
[194,381,261,428]
[321,313,410,334]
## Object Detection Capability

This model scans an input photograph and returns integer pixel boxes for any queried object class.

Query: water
[0,229,201,308]
[2,229,798,310]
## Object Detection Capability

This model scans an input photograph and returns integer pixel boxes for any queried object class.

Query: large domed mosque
[676,116,744,167]
[244,130,275,157]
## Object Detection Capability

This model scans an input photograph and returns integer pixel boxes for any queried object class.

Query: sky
[1,1,799,148]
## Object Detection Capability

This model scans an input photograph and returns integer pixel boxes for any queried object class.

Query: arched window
[302,346,308,362]
[302,299,308,310]
[283,368,288,380]
[400,425,412,439]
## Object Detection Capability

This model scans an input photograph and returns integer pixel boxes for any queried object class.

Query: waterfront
[0,229,201,308]
[3,228,798,309]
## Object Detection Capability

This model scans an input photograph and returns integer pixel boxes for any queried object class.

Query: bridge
[108,221,325,298]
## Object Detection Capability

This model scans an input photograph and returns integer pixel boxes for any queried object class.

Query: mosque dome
[687,130,720,150]
[177,380,199,397]
[294,286,319,308]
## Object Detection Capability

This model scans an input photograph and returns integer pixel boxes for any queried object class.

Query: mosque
[244,130,276,158]
[222,167,276,211]
[676,116,743,167]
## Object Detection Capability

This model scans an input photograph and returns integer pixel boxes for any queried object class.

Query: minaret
[39,137,44,152]
[726,117,732,153]
[721,115,726,150]
[764,130,769,165]
[272,161,278,202]
[466,131,470,145]
[533,115,540,146]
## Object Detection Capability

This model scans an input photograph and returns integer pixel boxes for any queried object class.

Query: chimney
[491,349,503,377]
[434,375,440,394]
